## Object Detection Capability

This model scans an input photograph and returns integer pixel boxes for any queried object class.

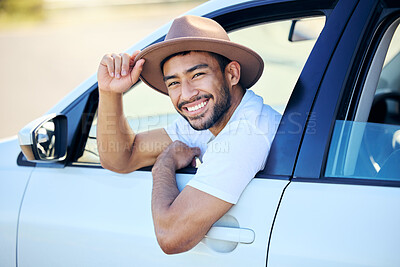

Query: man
[97,15,281,254]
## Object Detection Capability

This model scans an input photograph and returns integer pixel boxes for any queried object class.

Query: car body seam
[15,168,34,267]
[265,180,291,266]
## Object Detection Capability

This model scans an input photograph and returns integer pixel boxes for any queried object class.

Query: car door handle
[205,226,255,244]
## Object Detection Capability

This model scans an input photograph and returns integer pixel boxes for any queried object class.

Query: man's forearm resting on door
[151,141,233,254]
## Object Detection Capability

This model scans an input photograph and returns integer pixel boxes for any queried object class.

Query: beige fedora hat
[135,15,264,95]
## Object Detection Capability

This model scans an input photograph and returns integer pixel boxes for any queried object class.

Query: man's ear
[225,61,241,86]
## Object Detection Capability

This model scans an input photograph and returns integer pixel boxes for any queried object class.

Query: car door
[268,0,400,266]
[16,1,335,266]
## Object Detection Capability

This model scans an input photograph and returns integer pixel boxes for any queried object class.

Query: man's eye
[168,81,179,87]
[193,73,204,79]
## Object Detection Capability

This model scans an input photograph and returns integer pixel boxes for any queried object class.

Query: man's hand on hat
[97,50,145,94]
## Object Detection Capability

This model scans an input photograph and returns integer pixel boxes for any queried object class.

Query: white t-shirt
[164,90,282,204]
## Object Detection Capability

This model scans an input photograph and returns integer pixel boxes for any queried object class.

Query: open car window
[75,16,325,167]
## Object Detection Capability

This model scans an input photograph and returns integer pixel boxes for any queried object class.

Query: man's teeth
[187,101,207,112]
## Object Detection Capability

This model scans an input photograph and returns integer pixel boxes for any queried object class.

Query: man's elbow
[100,159,137,174]
[159,241,184,255]
[156,232,195,255]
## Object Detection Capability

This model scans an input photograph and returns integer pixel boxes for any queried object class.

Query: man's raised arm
[97,51,172,173]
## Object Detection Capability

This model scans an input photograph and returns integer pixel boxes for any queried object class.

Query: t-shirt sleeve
[164,116,211,159]
[164,116,199,145]
[164,116,185,143]
[186,120,272,204]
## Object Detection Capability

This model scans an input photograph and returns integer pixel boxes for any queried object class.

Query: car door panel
[0,139,33,267]
[18,167,288,266]
[267,182,400,267]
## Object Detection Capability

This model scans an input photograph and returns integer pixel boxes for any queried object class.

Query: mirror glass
[35,119,58,160]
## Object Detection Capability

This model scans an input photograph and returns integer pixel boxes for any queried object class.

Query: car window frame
[354,17,400,122]
[324,15,400,184]
[293,1,400,187]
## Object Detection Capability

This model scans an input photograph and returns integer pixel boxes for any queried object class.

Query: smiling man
[97,15,281,254]
[162,51,240,134]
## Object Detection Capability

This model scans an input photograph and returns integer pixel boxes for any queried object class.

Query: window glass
[325,19,400,181]
[326,120,400,180]
[229,17,324,114]
[76,17,325,165]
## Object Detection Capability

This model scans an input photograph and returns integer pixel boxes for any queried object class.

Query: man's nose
[181,79,199,100]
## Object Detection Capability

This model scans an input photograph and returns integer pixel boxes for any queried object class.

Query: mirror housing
[18,114,68,162]
[289,17,325,42]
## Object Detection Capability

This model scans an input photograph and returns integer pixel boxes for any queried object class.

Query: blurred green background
[0,0,44,23]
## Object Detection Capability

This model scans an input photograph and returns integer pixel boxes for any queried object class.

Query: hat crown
[137,15,263,95]
[166,15,230,41]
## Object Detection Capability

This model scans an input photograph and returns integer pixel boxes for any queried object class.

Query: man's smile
[181,97,210,116]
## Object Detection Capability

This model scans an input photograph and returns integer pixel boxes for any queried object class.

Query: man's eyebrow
[163,64,209,82]
[163,74,177,82]
[186,64,209,74]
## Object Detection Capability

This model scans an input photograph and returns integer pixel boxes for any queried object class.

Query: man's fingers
[131,50,141,59]
[121,53,131,77]
[190,148,200,168]
[101,54,115,77]
[98,52,140,93]
[191,157,197,168]
[129,51,139,69]
[192,147,201,157]
[111,53,122,79]
[130,59,145,83]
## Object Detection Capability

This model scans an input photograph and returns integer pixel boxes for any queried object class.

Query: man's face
[163,52,231,131]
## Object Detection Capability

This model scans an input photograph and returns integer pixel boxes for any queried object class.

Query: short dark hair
[160,51,232,74]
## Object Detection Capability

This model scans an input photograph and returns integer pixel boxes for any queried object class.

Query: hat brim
[135,37,264,95]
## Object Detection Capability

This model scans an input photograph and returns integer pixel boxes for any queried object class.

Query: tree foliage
[0,0,43,15]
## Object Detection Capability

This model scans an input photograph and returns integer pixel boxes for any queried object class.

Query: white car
[1,0,400,266]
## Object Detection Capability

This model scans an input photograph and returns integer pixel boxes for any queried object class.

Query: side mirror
[18,114,68,162]
[289,17,325,42]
